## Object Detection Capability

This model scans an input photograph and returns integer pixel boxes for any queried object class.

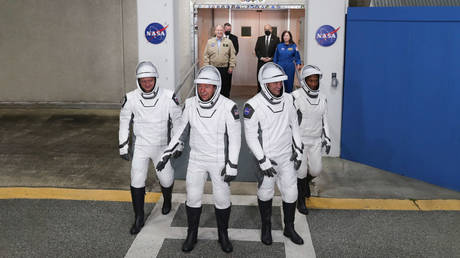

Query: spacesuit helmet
[194,65,221,109]
[258,62,287,104]
[300,65,322,97]
[136,61,159,99]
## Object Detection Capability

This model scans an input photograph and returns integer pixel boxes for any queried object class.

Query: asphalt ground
[1,194,459,258]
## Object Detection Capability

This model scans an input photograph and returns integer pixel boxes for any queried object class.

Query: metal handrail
[175,61,199,100]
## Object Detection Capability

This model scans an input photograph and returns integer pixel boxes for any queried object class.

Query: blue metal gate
[342,7,460,191]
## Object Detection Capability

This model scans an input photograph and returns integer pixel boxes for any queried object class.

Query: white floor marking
[125,194,316,258]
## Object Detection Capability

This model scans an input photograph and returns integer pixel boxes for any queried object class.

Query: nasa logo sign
[145,23,168,44]
[315,25,340,47]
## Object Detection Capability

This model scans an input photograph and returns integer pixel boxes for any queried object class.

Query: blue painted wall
[342,7,460,191]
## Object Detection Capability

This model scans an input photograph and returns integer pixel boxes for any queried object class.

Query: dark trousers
[217,66,231,98]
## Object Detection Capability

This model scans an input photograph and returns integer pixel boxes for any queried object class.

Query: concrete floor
[1,107,459,199]
[1,106,460,258]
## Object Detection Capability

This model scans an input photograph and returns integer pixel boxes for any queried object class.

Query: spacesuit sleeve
[119,95,133,149]
[294,44,301,65]
[163,100,190,154]
[169,93,183,138]
[243,103,266,161]
[229,42,236,69]
[203,41,210,66]
[226,104,241,168]
[290,101,303,156]
[322,98,331,142]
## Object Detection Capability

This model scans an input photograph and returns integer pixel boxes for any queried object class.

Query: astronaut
[156,65,241,253]
[243,62,304,245]
[119,61,182,235]
[292,65,331,215]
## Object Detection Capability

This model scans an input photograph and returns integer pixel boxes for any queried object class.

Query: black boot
[258,199,273,245]
[297,178,308,215]
[282,201,304,245]
[160,183,173,215]
[182,204,202,252]
[129,186,145,235]
[215,206,233,253]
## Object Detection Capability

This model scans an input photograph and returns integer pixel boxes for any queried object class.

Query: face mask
[224,31,230,36]
[264,30,271,36]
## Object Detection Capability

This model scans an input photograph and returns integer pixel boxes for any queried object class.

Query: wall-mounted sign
[145,23,168,44]
[315,25,340,47]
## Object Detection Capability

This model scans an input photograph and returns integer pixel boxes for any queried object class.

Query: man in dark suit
[224,23,239,55]
[224,23,239,97]
[255,24,280,92]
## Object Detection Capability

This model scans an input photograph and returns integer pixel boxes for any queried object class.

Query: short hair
[281,30,295,45]
[224,23,231,27]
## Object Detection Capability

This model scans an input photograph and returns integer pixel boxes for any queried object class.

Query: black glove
[221,164,237,184]
[156,154,171,172]
[172,149,182,159]
[257,158,277,188]
[261,159,278,177]
[120,154,131,161]
[290,151,302,170]
[322,139,331,155]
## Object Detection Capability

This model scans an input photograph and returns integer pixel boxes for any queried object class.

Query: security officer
[292,65,331,215]
[243,62,304,246]
[119,61,182,235]
[255,24,280,92]
[156,65,241,253]
[203,25,236,98]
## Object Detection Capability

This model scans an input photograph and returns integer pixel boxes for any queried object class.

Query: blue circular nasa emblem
[145,23,168,44]
[315,25,340,47]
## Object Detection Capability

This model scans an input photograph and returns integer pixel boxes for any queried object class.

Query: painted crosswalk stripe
[125,193,316,258]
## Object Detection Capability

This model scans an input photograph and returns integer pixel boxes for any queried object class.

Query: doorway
[195,8,305,94]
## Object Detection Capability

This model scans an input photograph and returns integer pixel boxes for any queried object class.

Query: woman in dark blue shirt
[274,30,301,93]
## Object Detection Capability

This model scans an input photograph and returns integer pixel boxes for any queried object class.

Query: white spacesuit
[292,65,331,215]
[119,61,182,235]
[156,65,241,253]
[243,62,304,246]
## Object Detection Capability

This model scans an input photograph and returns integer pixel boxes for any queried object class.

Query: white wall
[137,0,176,91]
[305,0,347,157]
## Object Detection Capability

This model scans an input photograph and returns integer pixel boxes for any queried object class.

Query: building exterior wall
[0,0,137,105]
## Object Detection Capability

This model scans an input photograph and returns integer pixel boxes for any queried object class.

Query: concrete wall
[0,0,137,105]
[175,0,195,101]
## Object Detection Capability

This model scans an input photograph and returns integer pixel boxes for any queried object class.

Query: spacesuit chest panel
[256,99,292,155]
[297,95,326,138]
[132,92,169,145]
[188,101,227,162]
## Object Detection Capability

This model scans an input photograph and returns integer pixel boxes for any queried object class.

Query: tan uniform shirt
[203,37,236,69]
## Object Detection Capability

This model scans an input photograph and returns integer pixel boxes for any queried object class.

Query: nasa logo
[145,23,168,44]
[315,25,340,47]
